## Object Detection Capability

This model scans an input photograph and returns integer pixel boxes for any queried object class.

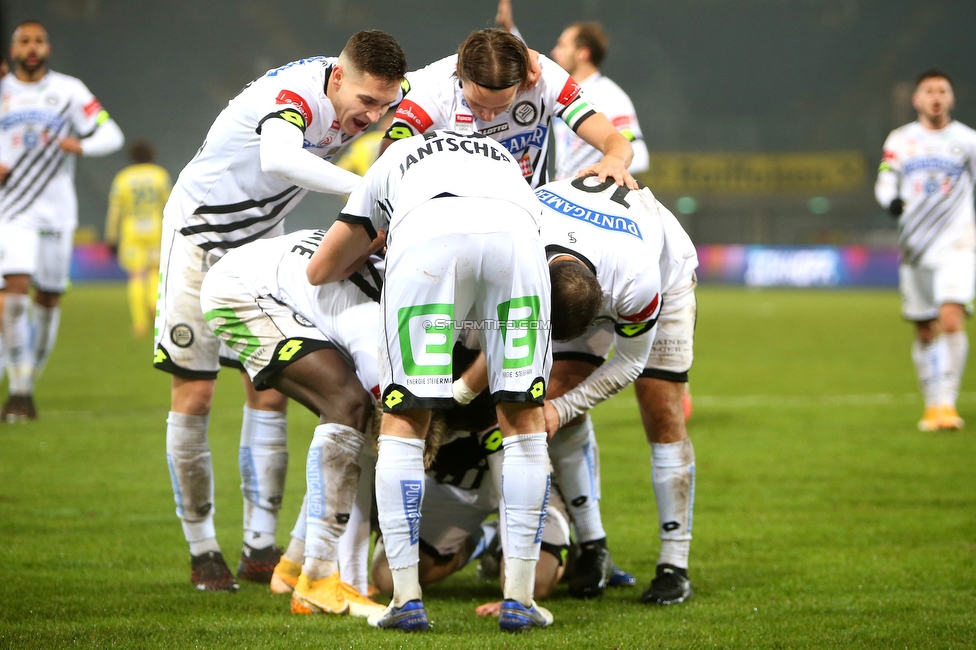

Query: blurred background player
[875,70,976,432]
[0,20,124,422]
[495,0,649,180]
[0,55,7,385]
[382,28,637,190]
[105,139,171,338]
[153,31,406,591]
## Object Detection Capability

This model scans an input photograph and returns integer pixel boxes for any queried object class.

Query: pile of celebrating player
[0,5,701,636]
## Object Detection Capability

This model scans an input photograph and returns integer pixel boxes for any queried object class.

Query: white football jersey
[338,130,541,242]
[875,120,976,265]
[553,72,649,180]
[386,54,596,187]
[537,176,697,330]
[168,57,386,256]
[0,71,115,229]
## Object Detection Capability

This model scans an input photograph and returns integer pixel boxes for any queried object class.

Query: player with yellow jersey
[106,140,171,337]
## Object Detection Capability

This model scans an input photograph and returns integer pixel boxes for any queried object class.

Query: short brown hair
[550,260,603,341]
[571,22,608,67]
[916,69,953,89]
[342,30,407,82]
[456,28,529,90]
[129,140,155,164]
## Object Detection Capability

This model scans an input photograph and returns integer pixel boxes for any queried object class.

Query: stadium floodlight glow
[808,196,830,214]
[676,196,698,214]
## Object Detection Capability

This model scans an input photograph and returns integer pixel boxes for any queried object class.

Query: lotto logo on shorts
[400,480,423,545]
[384,389,405,409]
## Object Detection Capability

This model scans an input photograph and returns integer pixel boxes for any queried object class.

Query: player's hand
[108,243,118,257]
[475,601,502,617]
[495,0,515,32]
[59,136,83,155]
[578,155,638,190]
[525,49,542,89]
[888,198,904,218]
[0,164,10,185]
[543,400,561,438]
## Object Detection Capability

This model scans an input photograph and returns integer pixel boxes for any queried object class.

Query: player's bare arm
[305,221,376,285]
[0,164,10,184]
[58,136,83,154]
[574,115,637,188]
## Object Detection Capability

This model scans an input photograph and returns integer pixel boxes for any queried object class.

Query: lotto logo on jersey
[395,99,434,132]
[83,98,103,117]
[557,78,582,105]
[275,90,313,127]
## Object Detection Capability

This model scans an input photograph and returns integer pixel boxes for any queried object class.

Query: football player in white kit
[495,0,649,180]
[458,175,699,605]
[381,28,637,190]
[154,30,406,592]
[0,21,124,422]
[875,70,976,432]
[306,128,569,632]
[199,228,387,616]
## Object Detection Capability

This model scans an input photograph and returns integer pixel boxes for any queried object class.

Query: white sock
[912,336,947,407]
[289,492,308,546]
[303,557,338,580]
[239,406,288,548]
[283,536,306,565]
[339,445,376,594]
[942,331,969,406]
[548,416,605,543]
[0,331,6,384]
[30,304,60,384]
[304,423,366,577]
[501,433,549,605]
[165,411,218,550]
[2,294,32,395]
[374,435,425,606]
[651,440,695,569]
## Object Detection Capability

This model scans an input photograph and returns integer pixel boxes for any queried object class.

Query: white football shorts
[0,220,74,293]
[900,249,976,321]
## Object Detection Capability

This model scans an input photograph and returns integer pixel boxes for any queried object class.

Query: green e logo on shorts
[397,303,454,376]
[497,295,541,370]
[204,306,260,365]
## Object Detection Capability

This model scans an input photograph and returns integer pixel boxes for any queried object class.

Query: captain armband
[255,108,307,135]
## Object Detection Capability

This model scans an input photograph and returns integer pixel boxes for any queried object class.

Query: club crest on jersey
[275,90,312,127]
[318,120,340,146]
[453,113,475,134]
[512,101,537,126]
[535,189,643,239]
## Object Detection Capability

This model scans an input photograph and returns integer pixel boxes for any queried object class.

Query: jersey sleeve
[603,85,649,174]
[385,71,445,142]
[255,83,317,136]
[68,78,109,137]
[336,155,395,238]
[875,131,902,209]
[541,57,596,133]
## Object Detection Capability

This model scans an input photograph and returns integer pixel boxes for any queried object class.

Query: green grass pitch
[1,284,975,649]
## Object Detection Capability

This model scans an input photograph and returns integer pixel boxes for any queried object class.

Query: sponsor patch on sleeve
[275,90,313,128]
[557,77,583,106]
[620,293,660,323]
[612,115,631,128]
[394,99,434,133]
[83,98,103,117]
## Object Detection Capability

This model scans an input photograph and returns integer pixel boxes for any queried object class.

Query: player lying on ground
[154,31,406,591]
[458,175,700,605]
[370,342,571,608]
[200,228,388,617]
